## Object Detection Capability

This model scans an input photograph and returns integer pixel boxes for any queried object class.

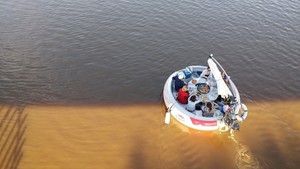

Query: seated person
[195,101,205,111]
[202,102,218,117]
[222,71,230,85]
[177,86,189,104]
[223,104,232,118]
[195,92,202,101]
[187,79,198,95]
[200,66,211,79]
[173,73,186,92]
[215,96,230,113]
[194,103,203,116]
[215,95,223,103]
[186,95,199,112]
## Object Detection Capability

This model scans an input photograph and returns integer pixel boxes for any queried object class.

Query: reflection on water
[0,101,298,169]
[0,0,299,104]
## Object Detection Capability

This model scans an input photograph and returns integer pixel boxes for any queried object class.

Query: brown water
[1,0,300,168]
[1,101,300,169]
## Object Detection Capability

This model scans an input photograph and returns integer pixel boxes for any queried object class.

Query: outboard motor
[225,118,240,131]
[232,121,240,131]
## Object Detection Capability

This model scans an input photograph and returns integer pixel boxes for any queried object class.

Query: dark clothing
[195,102,205,111]
[216,102,226,115]
[173,75,185,92]
[203,111,214,117]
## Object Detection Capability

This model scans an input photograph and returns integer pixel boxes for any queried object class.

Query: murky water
[0,0,300,168]
[1,102,299,169]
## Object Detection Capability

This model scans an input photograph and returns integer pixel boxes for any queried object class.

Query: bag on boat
[183,66,193,79]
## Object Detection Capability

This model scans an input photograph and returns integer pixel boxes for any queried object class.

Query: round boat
[163,55,248,132]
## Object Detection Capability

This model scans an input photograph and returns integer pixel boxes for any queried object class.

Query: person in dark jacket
[173,73,186,92]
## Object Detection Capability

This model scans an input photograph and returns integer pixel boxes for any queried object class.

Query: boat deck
[170,67,227,119]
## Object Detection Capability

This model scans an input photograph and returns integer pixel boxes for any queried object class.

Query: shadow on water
[0,105,27,169]
[129,137,146,169]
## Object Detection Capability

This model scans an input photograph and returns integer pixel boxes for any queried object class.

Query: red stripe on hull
[190,117,217,126]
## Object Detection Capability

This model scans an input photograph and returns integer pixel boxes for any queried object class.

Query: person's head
[207,66,211,71]
[207,102,212,110]
[221,71,225,77]
[178,74,184,80]
[190,95,196,102]
[178,72,185,80]
[192,79,197,84]
[182,85,188,91]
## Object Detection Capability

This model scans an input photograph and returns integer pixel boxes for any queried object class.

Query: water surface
[1,102,300,169]
[0,0,299,104]
[0,0,300,169]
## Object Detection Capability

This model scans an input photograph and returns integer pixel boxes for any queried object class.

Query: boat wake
[230,135,261,169]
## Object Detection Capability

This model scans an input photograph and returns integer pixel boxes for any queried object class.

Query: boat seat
[195,110,203,117]
[191,71,201,78]
[172,91,178,99]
